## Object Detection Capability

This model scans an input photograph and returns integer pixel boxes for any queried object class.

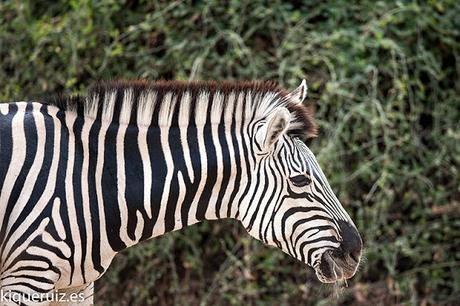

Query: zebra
[0,80,362,305]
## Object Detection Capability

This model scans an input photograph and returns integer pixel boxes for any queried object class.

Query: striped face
[242,108,362,283]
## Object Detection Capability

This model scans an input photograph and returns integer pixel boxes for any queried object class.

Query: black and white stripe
[0,80,361,304]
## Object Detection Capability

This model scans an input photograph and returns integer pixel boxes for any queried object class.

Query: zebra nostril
[337,220,362,263]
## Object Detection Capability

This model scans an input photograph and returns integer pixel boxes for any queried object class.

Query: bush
[1,0,459,305]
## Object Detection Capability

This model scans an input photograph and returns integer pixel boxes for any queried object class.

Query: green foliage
[1,0,459,305]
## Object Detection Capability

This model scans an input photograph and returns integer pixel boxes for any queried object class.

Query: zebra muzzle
[315,249,360,283]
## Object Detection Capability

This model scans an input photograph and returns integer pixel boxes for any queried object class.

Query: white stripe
[137,92,155,219]
[64,112,84,285]
[218,92,237,218]
[52,197,66,240]
[138,124,153,219]
[116,103,135,246]
[178,92,194,182]
[205,92,225,220]
[0,103,9,115]
[158,93,176,127]
[84,94,99,118]
[119,89,134,124]
[6,260,49,272]
[80,116,95,278]
[134,210,144,243]
[137,91,156,126]
[101,91,116,122]
[0,103,27,236]
[173,170,187,231]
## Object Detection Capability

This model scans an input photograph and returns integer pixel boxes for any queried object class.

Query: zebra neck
[95,112,250,248]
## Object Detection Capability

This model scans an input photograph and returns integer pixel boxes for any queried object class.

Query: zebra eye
[290,174,311,187]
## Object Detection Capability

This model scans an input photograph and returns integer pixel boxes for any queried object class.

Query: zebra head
[240,81,362,283]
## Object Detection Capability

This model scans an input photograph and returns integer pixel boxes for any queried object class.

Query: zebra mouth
[314,250,359,283]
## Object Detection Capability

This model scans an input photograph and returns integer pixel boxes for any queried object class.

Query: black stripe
[0,103,17,247]
[124,124,145,239]
[54,109,75,284]
[95,85,126,256]
[214,117,232,218]
[142,92,167,239]
[164,95,182,232]
[88,118,104,274]
[196,92,218,220]
[101,119,126,251]
[71,115,87,283]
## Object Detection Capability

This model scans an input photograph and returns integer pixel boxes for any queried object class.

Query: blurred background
[1,0,459,305]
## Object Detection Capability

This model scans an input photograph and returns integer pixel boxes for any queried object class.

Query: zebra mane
[48,80,317,139]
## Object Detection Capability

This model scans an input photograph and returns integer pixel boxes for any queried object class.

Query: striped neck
[89,91,253,242]
[57,83,285,250]
[44,80,317,249]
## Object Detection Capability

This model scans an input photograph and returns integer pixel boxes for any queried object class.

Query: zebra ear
[286,79,308,105]
[257,108,291,150]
